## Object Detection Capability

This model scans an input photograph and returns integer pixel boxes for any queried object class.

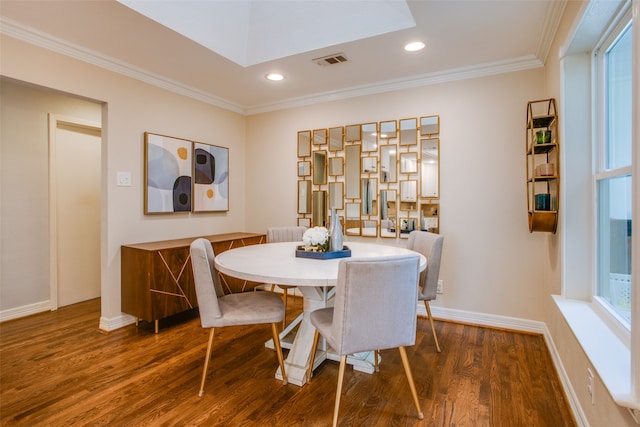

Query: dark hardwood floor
[0,297,576,426]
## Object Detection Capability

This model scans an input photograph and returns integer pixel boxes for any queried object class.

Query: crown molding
[246,55,543,115]
[2,16,543,117]
[536,0,568,64]
[0,17,245,114]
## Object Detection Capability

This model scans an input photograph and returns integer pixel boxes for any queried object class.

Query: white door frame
[48,114,102,310]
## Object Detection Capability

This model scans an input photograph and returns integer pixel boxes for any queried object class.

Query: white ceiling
[0,0,566,115]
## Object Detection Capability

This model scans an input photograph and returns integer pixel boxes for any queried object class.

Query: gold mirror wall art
[296,114,440,236]
[298,131,311,157]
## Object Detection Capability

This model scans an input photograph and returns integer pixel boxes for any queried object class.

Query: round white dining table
[214,241,426,387]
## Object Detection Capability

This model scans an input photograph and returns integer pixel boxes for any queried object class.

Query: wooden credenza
[121,232,265,332]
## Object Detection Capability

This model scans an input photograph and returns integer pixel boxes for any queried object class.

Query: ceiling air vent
[313,53,349,66]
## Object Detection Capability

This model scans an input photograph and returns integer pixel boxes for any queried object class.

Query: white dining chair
[266,226,307,329]
[306,254,424,426]
[407,230,444,352]
[190,238,288,397]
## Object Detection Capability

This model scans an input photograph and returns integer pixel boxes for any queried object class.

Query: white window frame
[592,12,633,332]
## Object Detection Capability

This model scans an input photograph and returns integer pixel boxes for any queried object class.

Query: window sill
[553,295,639,413]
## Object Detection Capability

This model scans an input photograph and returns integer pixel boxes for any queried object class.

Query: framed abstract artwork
[144,132,192,214]
[193,141,229,212]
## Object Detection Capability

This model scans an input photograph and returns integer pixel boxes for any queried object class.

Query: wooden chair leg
[282,288,288,329]
[332,355,347,427]
[398,346,424,420]
[199,328,215,397]
[424,300,441,353]
[271,323,287,385]
[307,329,320,382]
[374,350,379,372]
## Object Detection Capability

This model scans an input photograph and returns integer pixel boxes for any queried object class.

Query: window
[594,20,633,327]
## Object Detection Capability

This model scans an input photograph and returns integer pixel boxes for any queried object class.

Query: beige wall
[0,35,247,325]
[246,69,553,321]
[1,79,102,310]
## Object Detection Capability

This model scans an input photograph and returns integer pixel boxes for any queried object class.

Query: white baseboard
[0,300,50,323]
[99,313,136,332]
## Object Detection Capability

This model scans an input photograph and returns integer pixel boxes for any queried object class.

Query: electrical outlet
[587,368,595,404]
[436,279,444,294]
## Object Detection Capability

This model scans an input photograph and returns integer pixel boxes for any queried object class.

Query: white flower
[303,226,329,247]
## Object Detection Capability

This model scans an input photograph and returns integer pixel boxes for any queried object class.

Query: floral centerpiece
[302,226,329,252]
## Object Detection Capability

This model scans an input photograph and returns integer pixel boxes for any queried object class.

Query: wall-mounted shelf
[526,99,559,233]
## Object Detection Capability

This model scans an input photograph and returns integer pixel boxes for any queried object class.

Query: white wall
[245,69,553,321]
[0,35,247,327]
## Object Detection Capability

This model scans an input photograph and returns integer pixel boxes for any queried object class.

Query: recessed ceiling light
[265,73,284,81]
[404,41,425,52]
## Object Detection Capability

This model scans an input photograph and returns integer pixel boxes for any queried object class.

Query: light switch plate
[117,171,132,187]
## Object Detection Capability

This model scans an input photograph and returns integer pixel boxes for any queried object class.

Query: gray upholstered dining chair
[306,255,424,427]
[407,230,444,352]
[266,226,307,328]
[190,238,288,397]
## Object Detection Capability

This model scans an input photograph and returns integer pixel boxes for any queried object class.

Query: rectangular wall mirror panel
[298,130,311,157]
[329,182,344,210]
[421,202,439,233]
[345,144,361,198]
[345,124,361,142]
[379,120,397,139]
[400,153,418,174]
[298,180,311,213]
[362,219,377,237]
[361,178,377,215]
[345,203,361,236]
[329,126,344,151]
[329,157,344,176]
[312,191,326,226]
[313,128,327,145]
[380,144,397,183]
[298,161,310,177]
[361,123,378,152]
[420,115,440,136]
[399,118,417,146]
[400,180,417,205]
[298,217,311,228]
[312,151,327,185]
[380,189,397,238]
[362,156,377,173]
[421,138,439,198]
